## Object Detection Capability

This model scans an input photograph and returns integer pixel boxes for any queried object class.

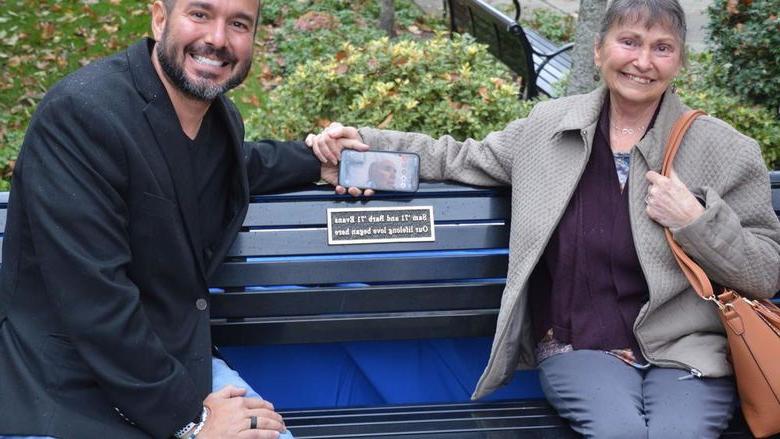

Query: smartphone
[339,150,420,192]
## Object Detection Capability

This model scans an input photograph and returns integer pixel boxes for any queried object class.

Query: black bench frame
[446,0,574,98]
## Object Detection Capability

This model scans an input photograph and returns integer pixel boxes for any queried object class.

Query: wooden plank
[209,253,509,288]
[210,309,499,345]
[243,194,509,227]
[210,281,505,319]
[227,223,509,257]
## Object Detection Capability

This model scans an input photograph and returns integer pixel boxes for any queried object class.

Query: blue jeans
[2,357,293,439]
[211,357,295,438]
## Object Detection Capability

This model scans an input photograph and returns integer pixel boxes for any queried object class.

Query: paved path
[414,0,711,52]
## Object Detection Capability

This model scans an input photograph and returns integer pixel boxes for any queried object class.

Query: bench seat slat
[285,415,571,438]
[281,400,552,417]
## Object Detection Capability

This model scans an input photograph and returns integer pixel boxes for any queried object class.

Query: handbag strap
[660,109,715,300]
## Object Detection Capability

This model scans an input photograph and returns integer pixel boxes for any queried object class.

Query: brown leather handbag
[662,110,780,438]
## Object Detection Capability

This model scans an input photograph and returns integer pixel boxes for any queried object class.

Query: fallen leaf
[392,56,408,66]
[377,113,394,129]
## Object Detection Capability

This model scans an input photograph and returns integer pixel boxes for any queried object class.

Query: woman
[307,0,780,436]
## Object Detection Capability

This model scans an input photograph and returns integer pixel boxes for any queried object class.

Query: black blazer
[0,39,320,438]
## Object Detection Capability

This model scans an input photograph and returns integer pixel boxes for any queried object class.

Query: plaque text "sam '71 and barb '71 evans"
[326,206,435,245]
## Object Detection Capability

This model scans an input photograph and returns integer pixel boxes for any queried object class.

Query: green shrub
[244,34,539,142]
[521,9,575,45]
[259,0,441,76]
[676,53,780,167]
[707,0,780,114]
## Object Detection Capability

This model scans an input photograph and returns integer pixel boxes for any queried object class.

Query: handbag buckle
[705,294,728,311]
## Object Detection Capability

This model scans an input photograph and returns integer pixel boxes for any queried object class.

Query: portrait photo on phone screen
[339,150,419,192]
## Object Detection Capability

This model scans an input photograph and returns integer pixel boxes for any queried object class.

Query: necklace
[611,123,646,136]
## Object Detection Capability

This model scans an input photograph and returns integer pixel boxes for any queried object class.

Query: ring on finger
[249,415,258,430]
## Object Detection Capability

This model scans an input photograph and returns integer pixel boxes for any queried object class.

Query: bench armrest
[532,42,574,77]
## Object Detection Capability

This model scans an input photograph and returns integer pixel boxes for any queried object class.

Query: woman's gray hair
[597,0,687,59]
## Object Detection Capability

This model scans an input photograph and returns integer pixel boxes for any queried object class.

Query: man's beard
[156,31,251,101]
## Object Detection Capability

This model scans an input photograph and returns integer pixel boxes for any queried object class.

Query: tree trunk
[566,0,607,96]
[379,0,397,38]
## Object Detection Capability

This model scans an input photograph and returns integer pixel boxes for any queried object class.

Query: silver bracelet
[174,406,208,439]
[190,406,209,437]
[174,420,197,439]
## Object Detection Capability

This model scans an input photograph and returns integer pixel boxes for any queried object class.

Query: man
[0,1,353,437]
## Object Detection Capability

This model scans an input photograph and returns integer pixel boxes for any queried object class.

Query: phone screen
[339,150,420,192]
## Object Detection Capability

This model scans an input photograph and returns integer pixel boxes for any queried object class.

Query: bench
[446,0,573,98]
[205,172,780,437]
[3,171,778,437]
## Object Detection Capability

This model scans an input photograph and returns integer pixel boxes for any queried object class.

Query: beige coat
[359,86,780,399]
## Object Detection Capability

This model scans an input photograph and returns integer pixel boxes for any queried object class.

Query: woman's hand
[308,122,373,197]
[645,170,704,228]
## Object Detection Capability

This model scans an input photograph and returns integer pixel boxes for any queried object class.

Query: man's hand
[308,122,374,197]
[197,385,286,439]
[306,123,367,165]
[645,169,704,229]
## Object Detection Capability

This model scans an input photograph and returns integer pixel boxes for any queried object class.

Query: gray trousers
[538,350,737,439]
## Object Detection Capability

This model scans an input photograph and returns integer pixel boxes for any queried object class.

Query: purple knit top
[529,99,660,364]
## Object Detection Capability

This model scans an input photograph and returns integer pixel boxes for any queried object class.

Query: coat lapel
[204,97,249,278]
[129,38,207,276]
[633,89,689,172]
[144,103,207,276]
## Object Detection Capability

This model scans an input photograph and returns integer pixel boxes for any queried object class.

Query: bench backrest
[208,183,510,346]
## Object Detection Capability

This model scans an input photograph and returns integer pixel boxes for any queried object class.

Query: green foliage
[257,0,439,77]
[0,0,444,188]
[244,34,538,142]
[707,0,780,114]
[520,9,575,45]
[676,53,780,167]
[0,0,153,189]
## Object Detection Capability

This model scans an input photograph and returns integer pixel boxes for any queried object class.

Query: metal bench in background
[446,0,574,98]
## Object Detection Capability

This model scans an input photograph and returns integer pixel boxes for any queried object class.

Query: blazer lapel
[144,102,207,276]
[204,97,249,278]
[129,38,207,276]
